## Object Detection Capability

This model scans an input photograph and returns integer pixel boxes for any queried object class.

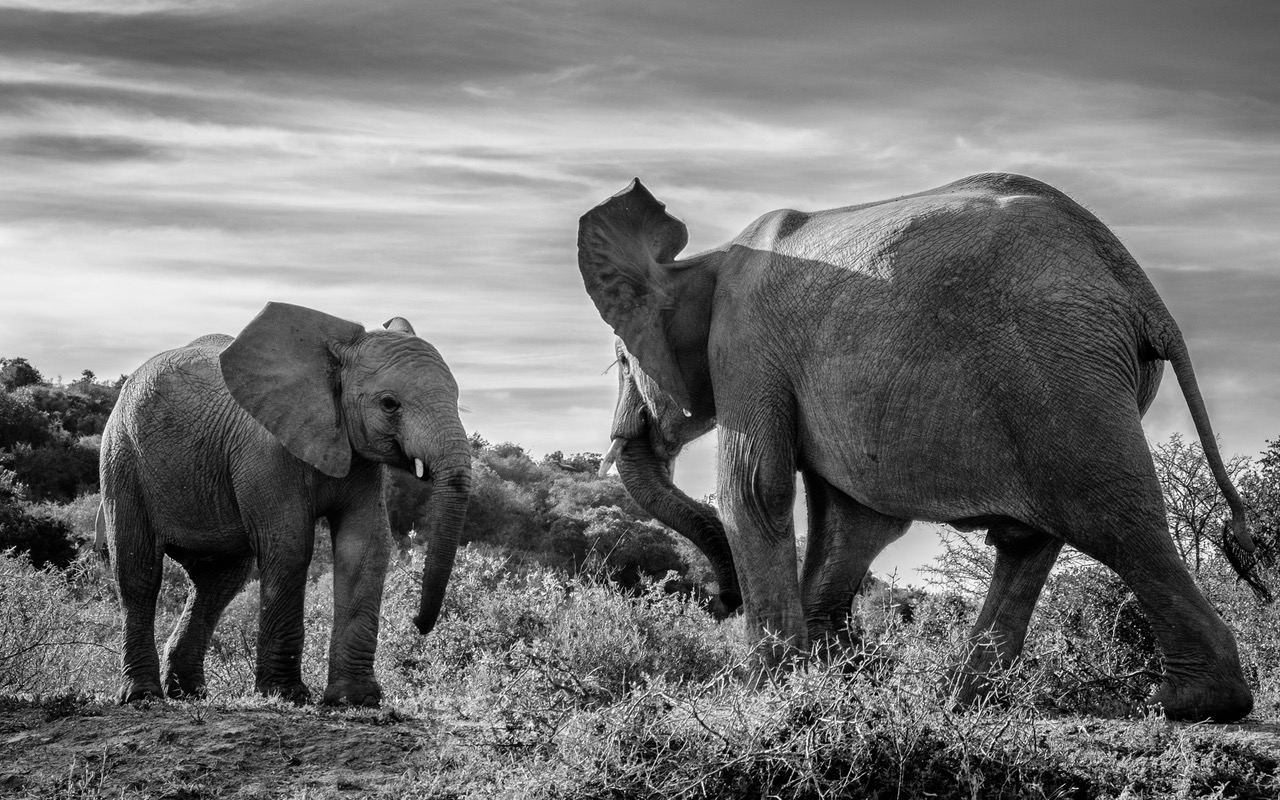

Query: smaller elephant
[99,302,472,706]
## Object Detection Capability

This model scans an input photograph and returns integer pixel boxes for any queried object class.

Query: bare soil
[0,697,480,799]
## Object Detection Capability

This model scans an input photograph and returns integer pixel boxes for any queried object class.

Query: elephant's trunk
[616,433,742,613]
[412,448,472,635]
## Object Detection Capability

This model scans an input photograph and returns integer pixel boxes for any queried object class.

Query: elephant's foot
[119,680,164,705]
[163,669,208,701]
[256,681,312,705]
[322,679,383,707]
[1149,677,1253,722]
[947,633,1015,707]
[718,590,743,615]
[947,666,1001,708]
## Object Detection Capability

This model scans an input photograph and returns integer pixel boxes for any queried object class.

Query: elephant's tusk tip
[599,437,626,477]
[414,458,425,479]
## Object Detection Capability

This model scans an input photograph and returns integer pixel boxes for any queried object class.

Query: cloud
[2,132,169,161]
[1,1,1277,586]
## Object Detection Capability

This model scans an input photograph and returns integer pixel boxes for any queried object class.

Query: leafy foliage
[0,359,124,505]
[387,434,704,592]
[0,357,42,391]
[0,390,57,450]
[1152,433,1252,576]
[0,469,79,569]
[3,440,100,503]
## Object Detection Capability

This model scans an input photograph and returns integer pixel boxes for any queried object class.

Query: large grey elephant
[578,173,1258,722]
[99,301,471,706]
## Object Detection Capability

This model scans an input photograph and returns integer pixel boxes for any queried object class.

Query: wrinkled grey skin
[578,173,1254,722]
[100,302,471,707]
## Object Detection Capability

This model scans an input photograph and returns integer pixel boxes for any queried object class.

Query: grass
[2,547,1280,798]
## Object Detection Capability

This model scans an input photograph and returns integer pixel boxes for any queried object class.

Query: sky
[1,0,1277,583]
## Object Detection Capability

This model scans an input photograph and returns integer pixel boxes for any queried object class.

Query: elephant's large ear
[220,302,365,478]
[578,179,693,409]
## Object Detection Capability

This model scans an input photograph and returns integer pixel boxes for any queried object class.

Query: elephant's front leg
[951,521,1061,705]
[252,515,316,704]
[800,472,911,649]
[322,495,390,706]
[718,427,805,668]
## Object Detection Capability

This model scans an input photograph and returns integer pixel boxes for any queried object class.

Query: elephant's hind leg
[1039,442,1252,721]
[800,472,910,648]
[163,549,254,699]
[102,457,165,704]
[950,521,1061,706]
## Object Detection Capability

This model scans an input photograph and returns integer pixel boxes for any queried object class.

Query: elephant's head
[219,301,472,635]
[581,183,741,613]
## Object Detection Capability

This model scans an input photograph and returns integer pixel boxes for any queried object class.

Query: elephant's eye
[379,395,401,413]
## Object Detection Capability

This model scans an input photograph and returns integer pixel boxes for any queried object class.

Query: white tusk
[682,408,692,417]
[414,458,425,479]
[599,437,626,478]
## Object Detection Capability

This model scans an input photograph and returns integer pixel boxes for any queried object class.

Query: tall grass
[3,546,1280,798]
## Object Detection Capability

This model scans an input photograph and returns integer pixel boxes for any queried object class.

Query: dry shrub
[512,642,1091,800]
[373,546,739,721]
[0,551,117,695]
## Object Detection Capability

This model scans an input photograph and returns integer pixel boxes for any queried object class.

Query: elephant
[99,301,471,706]
[577,172,1260,722]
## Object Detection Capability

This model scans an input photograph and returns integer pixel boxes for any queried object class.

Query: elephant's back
[105,340,251,488]
[112,338,236,432]
[732,174,1144,298]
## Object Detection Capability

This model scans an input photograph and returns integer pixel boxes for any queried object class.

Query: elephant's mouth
[393,444,433,482]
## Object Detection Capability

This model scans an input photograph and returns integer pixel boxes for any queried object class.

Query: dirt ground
[0,698,486,799]
[4,697,1280,799]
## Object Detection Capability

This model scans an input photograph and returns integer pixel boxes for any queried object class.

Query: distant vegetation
[3,354,1280,797]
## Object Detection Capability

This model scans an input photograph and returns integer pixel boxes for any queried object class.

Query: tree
[3,441,101,502]
[1150,433,1251,576]
[0,392,58,449]
[580,506,687,592]
[1238,437,1280,577]
[0,469,77,569]
[0,358,43,391]
[18,376,121,438]
[543,450,604,475]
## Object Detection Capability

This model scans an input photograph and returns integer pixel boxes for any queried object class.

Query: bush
[376,546,738,718]
[0,469,79,569]
[33,491,102,551]
[0,357,43,391]
[3,440,100,502]
[519,645,1086,800]
[0,551,117,695]
[1021,564,1159,716]
[0,390,57,449]
[581,507,687,593]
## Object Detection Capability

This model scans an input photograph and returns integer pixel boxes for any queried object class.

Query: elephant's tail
[1165,333,1273,601]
